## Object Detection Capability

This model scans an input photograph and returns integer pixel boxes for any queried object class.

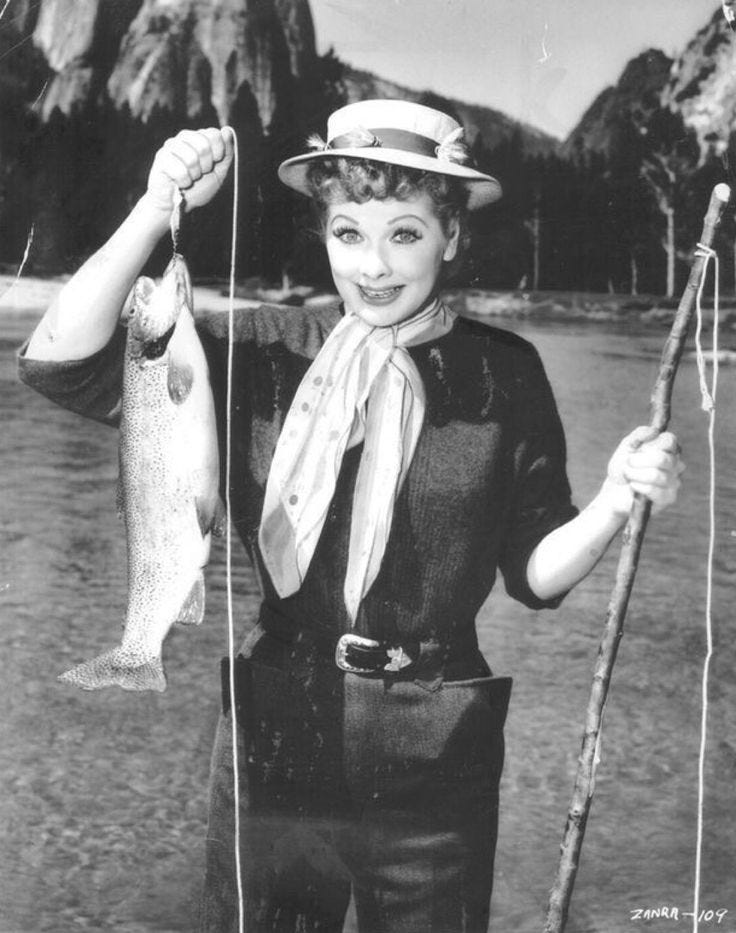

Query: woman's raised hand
[601,425,685,517]
[145,127,235,215]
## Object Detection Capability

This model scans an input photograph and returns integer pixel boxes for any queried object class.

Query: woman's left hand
[527,425,685,600]
[601,425,685,518]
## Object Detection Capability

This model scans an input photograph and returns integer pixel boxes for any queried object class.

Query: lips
[358,284,403,304]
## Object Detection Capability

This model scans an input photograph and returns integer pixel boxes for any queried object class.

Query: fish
[59,254,223,692]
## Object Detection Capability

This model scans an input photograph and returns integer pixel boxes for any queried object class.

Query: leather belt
[335,632,418,674]
[257,602,480,681]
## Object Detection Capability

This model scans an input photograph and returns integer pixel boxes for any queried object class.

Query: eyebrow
[389,214,428,227]
[329,213,429,227]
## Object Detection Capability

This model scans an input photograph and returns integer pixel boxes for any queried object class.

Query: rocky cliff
[661,5,736,161]
[560,49,673,159]
[32,0,141,117]
[562,4,736,164]
[18,0,551,150]
[28,0,315,130]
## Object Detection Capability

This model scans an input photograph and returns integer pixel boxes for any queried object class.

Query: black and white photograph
[1,1,734,931]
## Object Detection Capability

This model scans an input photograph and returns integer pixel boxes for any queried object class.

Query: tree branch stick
[543,182,730,933]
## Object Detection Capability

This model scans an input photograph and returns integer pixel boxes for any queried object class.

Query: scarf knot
[259,300,456,622]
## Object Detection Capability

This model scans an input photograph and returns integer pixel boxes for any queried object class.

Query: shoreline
[0,273,339,318]
[2,274,733,331]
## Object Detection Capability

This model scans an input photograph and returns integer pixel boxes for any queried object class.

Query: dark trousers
[200,639,511,933]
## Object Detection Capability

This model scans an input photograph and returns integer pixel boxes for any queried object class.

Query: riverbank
[0,274,273,317]
[456,287,736,327]
[4,273,734,327]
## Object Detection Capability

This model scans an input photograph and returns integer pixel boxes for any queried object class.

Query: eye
[332,225,361,244]
[392,226,422,244]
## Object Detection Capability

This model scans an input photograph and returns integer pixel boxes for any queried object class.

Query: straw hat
[278,99,502,210]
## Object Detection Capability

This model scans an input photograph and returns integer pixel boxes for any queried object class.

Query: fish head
[127,254,193,361]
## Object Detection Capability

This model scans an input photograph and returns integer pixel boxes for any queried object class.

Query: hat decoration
[305,123,472,168]
[434,127,470,165]
[278,99,502,210]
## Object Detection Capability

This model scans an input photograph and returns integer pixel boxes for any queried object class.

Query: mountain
[661,5,736,161]
[560,49,673,159]
[560,4,736,165]
[0,0,563,275]
[21,0,317,129]
[8,0,554,152]
[339,67,557,157]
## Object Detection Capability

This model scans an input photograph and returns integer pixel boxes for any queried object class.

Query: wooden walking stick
[543,182,731,933]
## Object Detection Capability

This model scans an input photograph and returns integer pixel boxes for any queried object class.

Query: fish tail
[58,648,167,693]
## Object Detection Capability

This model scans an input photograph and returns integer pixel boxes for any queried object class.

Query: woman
[19,100,683,932]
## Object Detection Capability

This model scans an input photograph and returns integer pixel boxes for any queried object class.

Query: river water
[1,306,735,933]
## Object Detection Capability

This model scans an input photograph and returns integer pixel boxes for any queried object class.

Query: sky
[309,0,725,139]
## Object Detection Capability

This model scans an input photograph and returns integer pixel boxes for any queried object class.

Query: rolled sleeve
[498,345,578,610]
[17,325,126,426]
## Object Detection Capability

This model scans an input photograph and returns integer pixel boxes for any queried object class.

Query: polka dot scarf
[258,299,457,623]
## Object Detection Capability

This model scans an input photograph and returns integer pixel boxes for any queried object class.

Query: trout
[59,254,222,692]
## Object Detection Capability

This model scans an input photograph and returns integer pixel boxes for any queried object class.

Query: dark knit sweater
[18,303,577,657]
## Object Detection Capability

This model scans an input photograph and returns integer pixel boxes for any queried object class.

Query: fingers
[147,127,234,212]
[621,424,659,450]
[158,128,229,189]
[606,426,685,516]
[625,446,685,480]
[628,430,685,478]
[648,430,682,457]
[629,478,681,515]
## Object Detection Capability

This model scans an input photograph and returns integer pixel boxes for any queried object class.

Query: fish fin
[176,572,205,626]
[172,253,193,310]
[167,357,194,404]
[58,649,166,693]
[195,495,227,537]
[212,498,228,537]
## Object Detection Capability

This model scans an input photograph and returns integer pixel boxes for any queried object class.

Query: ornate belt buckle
[384,645,413,673]
[335,633,382,673]
[335,633,414,674]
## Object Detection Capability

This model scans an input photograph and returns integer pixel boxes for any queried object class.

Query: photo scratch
[0,225,35,304]
[0,31,33,64]
[31,79,49,109]
[538,21,551,64]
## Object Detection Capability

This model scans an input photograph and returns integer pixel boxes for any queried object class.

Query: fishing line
[690,242,719,933]
[170,136,244,929]
[172,131,244,930]
[221,124,245,933]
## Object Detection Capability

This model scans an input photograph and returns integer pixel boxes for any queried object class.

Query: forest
[1,30,733,299]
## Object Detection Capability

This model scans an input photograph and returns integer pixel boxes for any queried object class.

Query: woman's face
[324,192,459,328]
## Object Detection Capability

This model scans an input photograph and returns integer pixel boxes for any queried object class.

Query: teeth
[361,286,399,298]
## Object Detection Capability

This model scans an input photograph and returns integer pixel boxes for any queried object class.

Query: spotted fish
[59,254,223,692]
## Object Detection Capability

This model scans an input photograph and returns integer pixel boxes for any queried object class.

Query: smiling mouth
[358,284,403,303]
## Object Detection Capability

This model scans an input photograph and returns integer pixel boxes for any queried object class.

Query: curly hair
[306,157,468,234]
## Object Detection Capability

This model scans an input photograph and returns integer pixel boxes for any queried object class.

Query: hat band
[329,127,439,158]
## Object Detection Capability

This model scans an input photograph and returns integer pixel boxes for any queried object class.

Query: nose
[358,243,391,280]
